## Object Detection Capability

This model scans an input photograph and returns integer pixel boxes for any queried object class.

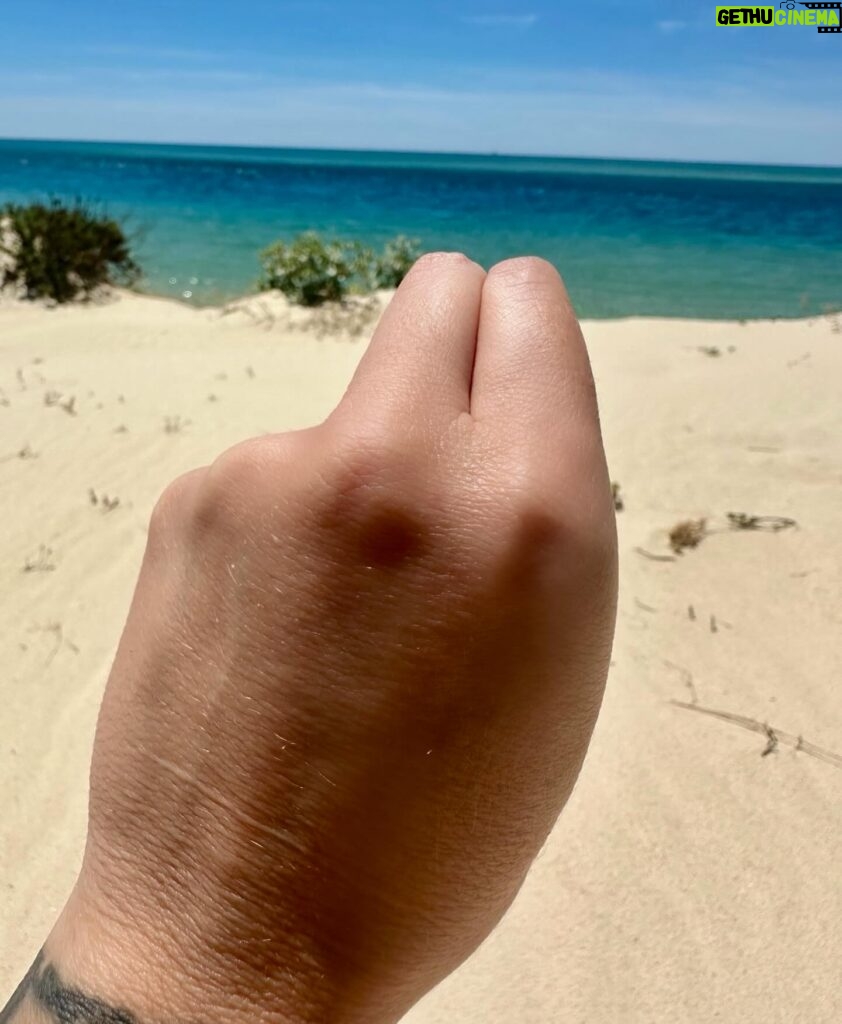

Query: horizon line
[1,135,841,173]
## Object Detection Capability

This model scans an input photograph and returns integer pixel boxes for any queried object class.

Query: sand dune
[1,291,840,1021]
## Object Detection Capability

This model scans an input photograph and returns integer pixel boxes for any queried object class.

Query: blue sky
[0,0,840,164]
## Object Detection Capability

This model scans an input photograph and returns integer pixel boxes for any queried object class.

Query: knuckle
[192,436,283,533]
[209,437,271,493]
[148,467,206,551]
[316,431,442,565]
[147,430,323,555]
[499,479,616,588]
[486,467,601,564]
[497,483,568,553]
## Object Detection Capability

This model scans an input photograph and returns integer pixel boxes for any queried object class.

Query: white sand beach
[1,291,840,1021]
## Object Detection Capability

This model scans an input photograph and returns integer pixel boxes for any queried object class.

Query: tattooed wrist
[1,952,136,1024]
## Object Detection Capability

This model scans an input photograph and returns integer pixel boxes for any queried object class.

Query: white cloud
[1,54,840,166]
[462,13,538,28]
[2,71,840,166]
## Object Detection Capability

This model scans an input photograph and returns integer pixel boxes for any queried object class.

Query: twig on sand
[634,546,676,563]
[28,622,79,666]
[664,660,698,705]
[671,700,842,769]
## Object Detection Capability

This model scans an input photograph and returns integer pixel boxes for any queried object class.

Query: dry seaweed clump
[727,512,797,533]
[669,518,707,554]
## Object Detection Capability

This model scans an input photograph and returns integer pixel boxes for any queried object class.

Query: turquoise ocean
[1,139,840,318]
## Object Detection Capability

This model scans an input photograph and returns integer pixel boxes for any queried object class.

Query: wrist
[34,867,357,1024]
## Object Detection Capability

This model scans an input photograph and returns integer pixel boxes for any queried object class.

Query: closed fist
[52,254,617,1024]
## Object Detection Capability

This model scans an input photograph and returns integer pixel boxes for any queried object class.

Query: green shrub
[0,199,140,303]
[259,231,423,306]
[259,232,372,307]
[374,235,421,288]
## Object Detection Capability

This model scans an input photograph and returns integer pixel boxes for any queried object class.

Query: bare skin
[2,255,617,1024]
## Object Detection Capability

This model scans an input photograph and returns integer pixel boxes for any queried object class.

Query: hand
[47,254,617,1024]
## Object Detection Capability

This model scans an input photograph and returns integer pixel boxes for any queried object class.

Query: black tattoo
[0,951,136,1024]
